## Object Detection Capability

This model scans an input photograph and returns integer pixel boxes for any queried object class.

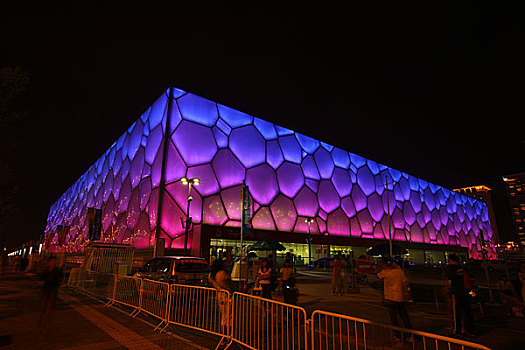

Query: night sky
[2,1,523,248]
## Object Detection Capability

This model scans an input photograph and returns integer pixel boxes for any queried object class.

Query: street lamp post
[181,177,200,255]
[305,218,315,266]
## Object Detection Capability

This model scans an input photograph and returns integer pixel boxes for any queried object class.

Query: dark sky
[2,1,524,248]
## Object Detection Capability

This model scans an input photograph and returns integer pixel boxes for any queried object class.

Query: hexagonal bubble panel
[165,181,202,222]
[349,153,367,169]
[168,100,183,135]
[202,194,228,225]
[351,186,367,212]
[128,120,143,161]
[254,117,277,140]
[229,125,265,168]
[356,166,376,197]
[295,133,319,154]
[145,124,163,165]
[294,186,319,217]
[251,207,276,231]
[409,190,422,213]
[301,155,320,180]
[279,135,302,164]
[185,164,219,197]
[318,180,340,214]
[160,192,186,239]
[164,140,187,184]
[246,164,278,205]
[403,201,416,225]
[139,178,151,211]
[294,216,320,233]
[133,212,153,249]
[270,195,297,231]
[172,121,217,166]
[177,93,218,127]
[367,160,380,175]
[327,209,350,236]
[212,126,228,148]
[129,148,145,189]
[367,193,384,222]
[126,188,141,229]
[331,167,352,197]
[212,149,245,188]
[218,103,253,128]
[424,188,436,211]
[148,92,168,131]
[305,178,319,193]
[314,147,334,179]
[275,125,294,136]
[220,186,242,220]
[277,162,304,198]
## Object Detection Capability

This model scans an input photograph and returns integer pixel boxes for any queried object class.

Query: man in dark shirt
[446,254,474,336]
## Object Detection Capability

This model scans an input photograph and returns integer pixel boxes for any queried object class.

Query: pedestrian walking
[208,259,232,341]
[38,256,63,327]
[377,258,413,341]
[256,258,272,300]
[446,253,475,337]
[331,254,343,295]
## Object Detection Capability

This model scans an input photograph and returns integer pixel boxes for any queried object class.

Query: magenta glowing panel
[45,87,494,256]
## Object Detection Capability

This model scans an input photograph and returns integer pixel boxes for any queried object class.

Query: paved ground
[0,270,225,349]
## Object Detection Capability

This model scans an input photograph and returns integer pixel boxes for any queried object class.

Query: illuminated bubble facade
[45,87,494,255]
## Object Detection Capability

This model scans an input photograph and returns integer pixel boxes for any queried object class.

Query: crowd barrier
[68,269,492,350]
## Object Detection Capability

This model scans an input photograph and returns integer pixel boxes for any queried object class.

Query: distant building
[503,173,525,244]
[453,185,499,244]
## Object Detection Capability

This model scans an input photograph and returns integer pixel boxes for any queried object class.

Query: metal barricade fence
[138,279,170,328]
[110,275,142,311]
[231,292,308,350]
[167,284,231,338]
[310,310,492,350]
[81,271,115,299]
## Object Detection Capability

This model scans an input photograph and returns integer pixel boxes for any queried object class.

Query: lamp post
[181,177,200,255]
[305,218,315,266]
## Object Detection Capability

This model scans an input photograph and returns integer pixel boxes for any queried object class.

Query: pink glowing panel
[267,140,284,170]
[357,167,375,196]
[403,202,416,225]
[294,217,319,233]
[114,213,128,243]
[357,211,373,234]
[202,195,227,225]
[139,179,151,210]
[367,193,384,222]
[187,164,219,197]
[164,140,187,184]
[373,224,384,240]
[220,186,242,220]
[341,197,356,218]
[246,164,278,205]
[392,208,405,230]
[327,209,349,236]
[294,186,319,217]
[318,180,340,214]
[350,218,361,237]
[229,125,265,168]
[301,155,320,180]
[277,162,304,198]
[226,220,242,228]
[278,135,302,164]
[177,93,218,127]
[133,213,152,248]
[317,217,326,234]
[351,186,367,212]
[251,207,276,231]
[165,182,201,223]
[148,188,159,229]
[126,189,140,229]
[151,142,164,187]
[314,148,334,179]
[160,191,186,239]
[117,178,132,214]
[212,149,245,188]
[129,148,145,188]
[218,103,253,128]
[332,148,350,169]
[148,92,168,130]
[411,224,424,243]
[145,125,163,165]
[173,121,217,166]
[271,195,297,231]
[394,229,407,242]
[331,168,352,197]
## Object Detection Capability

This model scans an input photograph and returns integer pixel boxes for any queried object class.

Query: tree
[0,66,30,250]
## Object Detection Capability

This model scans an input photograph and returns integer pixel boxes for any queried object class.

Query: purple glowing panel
[160,191,185,238]
[246,164,278,205]
[341,197,356,218]
[212,149,245,188]
[277,162,304,198]
[168,101,182,135]
[212,127,228,148]
[331,168,352,197]
[367,193,384,222]
[221,186,242,220]
[139,179,151,210]
[216,118,231,135]
[177,93,218,127]
[187,164,219,197]
[145,125,163,165]
[392,208,405,229]
[424,188,436,211]
[254,117,277,140]
[102,172,114,203]
[296,133,319,154]
[203,195,227,225]
[267,140,284,170]
[305,179,319,193]
[332,148,350,169]
[173,121,217,166]
[301,155,320,180]
[409,191,422,213]
[164,141,186,184]
[150,143,164,188]
[403,202,416,225]
[279,135,302,164]
[294,217,319,234]
[318,180,340,213]
[314,148,334,179]
[218,104,253,128]
[351,186,367,212]
[128,121,143,160]
[294,186,319,217]
[357,211,373,234]
[127,189,140,229]
[229,125,265,168]
[251,207,276,230]
[148,188,160,229]
[357,167,375,196]
[117,178,132,214]
[133,213,151,249]
[327,209,349,236]
[393,184,404,202]
[270,195,297,231]
[129,148,145,188]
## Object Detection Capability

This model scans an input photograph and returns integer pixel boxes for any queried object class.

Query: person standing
[256,258,272,300]
[208,259,232,339]
[446,254,474,336]
[377,258,413,341]
[278,260,294,293]
[38,256,63,327]
[331,255,343,295]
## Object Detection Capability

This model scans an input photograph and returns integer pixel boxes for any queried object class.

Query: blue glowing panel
[168,101,182,135]
[254,117,277,140]
[296,133,319,154]
[279,135,302,164]
[277,162,304,198]
[145,125,163,165]
[332,148,350,169]
[275,125,293,136]
[218,104,253,128]
[357,166,375,197]
[267,140,284,170]
[212,149,245,188]
[367,160,380,175]
[177,93,218,127]
[129,148,145,188]
[320,142,334,152]
[314,148,334,179]
[229,125,265,168]
[148,92,168,130]
[331,167,352,197]
[301,155,320,180]
[128,121,143,160]
[172,121,217,166]
[212,127,228,148]
[349,153,367,168]
[424,188,436,211]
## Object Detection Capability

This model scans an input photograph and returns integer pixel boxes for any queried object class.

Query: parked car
[134,256,209,285]
[313,257,335,269]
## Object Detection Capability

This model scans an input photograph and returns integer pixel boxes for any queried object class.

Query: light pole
[305,218,315,266]
[181,177,200,255]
